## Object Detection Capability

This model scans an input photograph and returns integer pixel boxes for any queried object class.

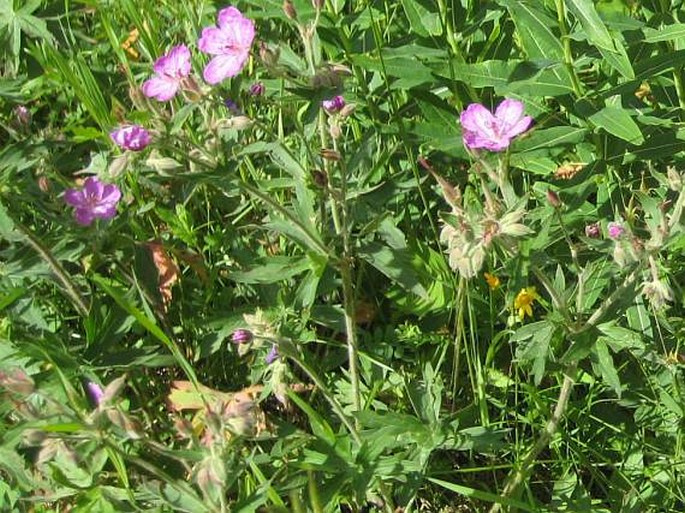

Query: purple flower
[265,344,279,365]
[142,45,192,101]
[322,95,345,113]
[14,105,31,127]
[608,221,624,240]
[224,98,241,114]
[86,381,104,406]
[64,177,122,226]
[110,125,151,151]
[232,329,253,344]
[460,99,533,152]
[249,81,265,96]
[198,6,255,85]
[585,222,600,238]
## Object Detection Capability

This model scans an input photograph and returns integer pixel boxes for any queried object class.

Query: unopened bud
[312,0,324,9]
[283,0,297,20]
[320,148,341,161]
[249,81,265,97]
[584,222,600,238]
[329,122,341,139]
[311,169,328,188]
[546,189,561,208]
[339,103,355,118]
[14,105,31,128]
[232,329,253,344]
[225,116,253,130]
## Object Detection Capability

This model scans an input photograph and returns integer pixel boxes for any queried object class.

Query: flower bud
[86,381,104,406]
[546,189,561,208]
[232,329,253,344]
[249,81,265,97]
[283,0,297,20]
[265,344,279,364]
[322,95,345,114]
[584,222,600,238]
[312,0,324,9]
[339,103,356,118]
[607,221,624,240]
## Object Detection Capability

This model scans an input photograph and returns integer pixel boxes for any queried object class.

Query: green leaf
[400,0,441,37]
[565,0,616,51]
[230,256,311,284]
[589,106,644,145]
[513,320,556,385]
[516,126,589,153]
[427,477,536,511]
[358,241,428,299]
[591,339,622,397]
[643,24,685,43]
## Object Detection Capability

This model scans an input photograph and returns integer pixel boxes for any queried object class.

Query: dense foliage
[1,0,685,511]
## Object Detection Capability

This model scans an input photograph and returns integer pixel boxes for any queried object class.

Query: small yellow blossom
[514,286,539,321]
[484,272,500,290]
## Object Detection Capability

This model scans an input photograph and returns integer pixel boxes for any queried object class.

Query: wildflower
[142,45,192,101]
[460,98,532,152]
[514,287,539,321]
[607,221,624,239]
[249,81,265,96]
[198,6,255,85]
[110,125,151,151]
[64,177,121,226]
[322,95,345,114]
[232,329,253,344]
[484,272,500,290]
[86,381,104,406]
[265,344,279,364]
[585,222,600,238]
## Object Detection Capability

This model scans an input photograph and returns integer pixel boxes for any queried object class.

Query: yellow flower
[514,287,539,321]
[484,272,500,290]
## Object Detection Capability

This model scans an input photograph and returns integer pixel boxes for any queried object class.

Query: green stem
[555,0,584,98]
[15,220,89,316]
[488,362,578,513]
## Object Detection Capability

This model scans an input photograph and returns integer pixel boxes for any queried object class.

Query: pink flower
[198,6,255,85]
[142,45,191,101]
[86,381,104,406]
[322,95,345,113]
[64,177,121,226]
[585,222,600,238]
[249,81,265,96]
[110,125,151,151]
[608,221,624,239]
[460,99,532,152]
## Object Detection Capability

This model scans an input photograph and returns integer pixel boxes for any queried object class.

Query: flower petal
[217,6,244,28]
[142,76,179,101]
[84,177,104,198]
[154,45,191,77]
[505,115,533,139]
[100,184,122,205]
[203,53,248,84]
[74,208,95,226]
[494,99,525,126]
[460,104,497,138]
[64,188,84,207]
[198,27,230,55]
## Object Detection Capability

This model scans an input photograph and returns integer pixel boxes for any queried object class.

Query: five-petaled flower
[142,45,192,101]
[110,125,151,151]
[64,177,122,226]
[514,286,539,321]
[460,99,532,152]
[198,6,255,85]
